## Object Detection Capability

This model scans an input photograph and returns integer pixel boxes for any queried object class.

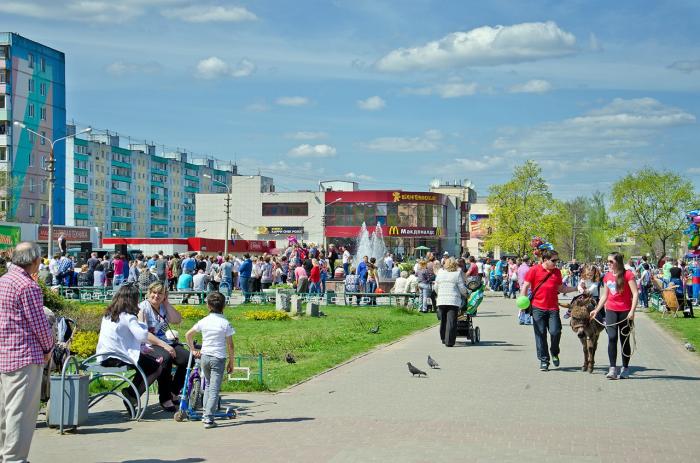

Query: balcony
[0,109,8,121]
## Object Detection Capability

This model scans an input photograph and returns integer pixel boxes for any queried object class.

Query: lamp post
[13,122,91,257]
[323,197,343,252]
[203,174,231,256]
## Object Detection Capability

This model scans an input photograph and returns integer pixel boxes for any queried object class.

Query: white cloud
[345,172,374,181]
[245,102,270,112]
[288,144,337,158]
[405,82,478,98]
[362,130,441,153]
[667,59,700,74]
[0,0,180,23]
[276,96,310,107]
[493,98,696,157]
[106,60,162,76]
[688,167,700,175]
[195,56,256,79]
[454,156,507,172]
[589,33,603,52]
[508,79,552,94]
[357,96,386,111]
[162,5,257,22]
[376,21,577,72]
[286,131,328,140]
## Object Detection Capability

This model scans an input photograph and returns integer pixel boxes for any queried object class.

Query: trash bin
[325,290,336,304]
[48,374,89,428]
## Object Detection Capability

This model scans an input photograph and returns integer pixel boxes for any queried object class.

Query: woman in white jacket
[434,258,468,347]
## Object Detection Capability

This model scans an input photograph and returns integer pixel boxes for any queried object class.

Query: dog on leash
[560,294,604,373]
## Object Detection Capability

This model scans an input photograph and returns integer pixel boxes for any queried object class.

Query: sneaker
[540,361,549,371]
[563,311,571,320]
[552,356,560,367]
[606,367,619,380]
[203,419,217,429]
[619,367,630,379]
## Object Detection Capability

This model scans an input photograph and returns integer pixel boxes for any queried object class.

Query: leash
[591,315,637,358]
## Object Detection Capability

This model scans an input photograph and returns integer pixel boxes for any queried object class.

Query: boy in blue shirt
[185,292,235,428]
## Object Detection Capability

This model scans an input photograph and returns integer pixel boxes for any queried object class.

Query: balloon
[516,295,531,309]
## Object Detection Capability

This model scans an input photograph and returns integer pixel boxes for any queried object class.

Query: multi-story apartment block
[65,128,236,238]
[0,33,66,224]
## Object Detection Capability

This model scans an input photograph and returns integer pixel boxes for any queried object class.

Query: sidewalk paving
[32,297,700,462]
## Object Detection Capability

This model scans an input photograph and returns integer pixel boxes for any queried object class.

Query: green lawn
[647,310,700,353]
[65,303,438,392]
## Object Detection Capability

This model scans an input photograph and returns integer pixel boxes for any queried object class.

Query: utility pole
[571,212,577,261]
[224,192,230,256]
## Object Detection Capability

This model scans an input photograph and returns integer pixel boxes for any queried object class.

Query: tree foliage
[484,161,566,256]
[611,168,697,260]
[553,192,614,261]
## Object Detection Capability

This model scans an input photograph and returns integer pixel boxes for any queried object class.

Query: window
[41,203,47,217]
[28,78,34,92]
[112,207,131,218]
[40,107,46,121]
[28,203,35,217]
[29,177,35,192]
[75,175,89,184]
[41,179,47,193]
[76,145,89,155]
[74,189,88,199]
[40,131,46,145]
[28,132,35,145]
[152,173,167,183]
[40,82,46,96]
[75,159,88,170]
[112,180,129,190]
[75,219,89,226]
[0,198,7,212]
[0,147,6,161]
[28,104,35,118]
[262,202,308,216]
[112,166,131,177]
[0,95,4,108]
[28,53,34,69]
[112,221,132,232]
[112,152,130,163]
[0,47,7,59]
[151,224,168,233]
[40,57,46,72]
[151,199,165,208]
[185,167,197,177]
[0,71,8,84]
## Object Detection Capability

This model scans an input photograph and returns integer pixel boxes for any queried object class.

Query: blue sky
[4,0,700,198]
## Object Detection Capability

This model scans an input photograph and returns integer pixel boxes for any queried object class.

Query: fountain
[352,222,387,271]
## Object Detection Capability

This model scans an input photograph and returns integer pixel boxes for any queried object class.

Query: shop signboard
[38,226,90,242]
[0,225,21,250]
[387,226,443,237]
[257,226,304,235]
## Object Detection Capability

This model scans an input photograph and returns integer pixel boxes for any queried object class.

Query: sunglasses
[549,259,559,263]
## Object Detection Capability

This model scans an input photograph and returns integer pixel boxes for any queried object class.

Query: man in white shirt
[342,247,351,276]
[476,259,484,277]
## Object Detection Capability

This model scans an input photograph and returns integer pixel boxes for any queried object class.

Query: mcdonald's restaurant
[323,189,467,259]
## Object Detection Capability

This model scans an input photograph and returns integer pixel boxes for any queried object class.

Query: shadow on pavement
[121,459,205,463]
[453,340,523,347]
[227,417,315,427]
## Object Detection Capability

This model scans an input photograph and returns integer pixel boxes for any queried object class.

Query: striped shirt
[0,265,54,372]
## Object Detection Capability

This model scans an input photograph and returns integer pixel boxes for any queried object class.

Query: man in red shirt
[0,242,54,461]
[520,250,578,371]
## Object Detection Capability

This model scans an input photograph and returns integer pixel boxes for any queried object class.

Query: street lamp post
[323,197,343,253]
[13,122,91,257]
[203,174,231,256]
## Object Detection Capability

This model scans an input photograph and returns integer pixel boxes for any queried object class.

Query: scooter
[174,348,236,422]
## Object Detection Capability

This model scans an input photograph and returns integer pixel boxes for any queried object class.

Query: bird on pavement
[285,353,296,364]
[369,325,380,334]
[407,362,427,377]
[427,355,439,369]
[685,342,696,352]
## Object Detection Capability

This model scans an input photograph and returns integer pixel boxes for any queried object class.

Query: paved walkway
[32,298,700,462]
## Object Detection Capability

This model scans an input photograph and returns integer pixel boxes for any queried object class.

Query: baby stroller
[456,278,484,344]
[174,347,236,422]
[41,307,77,401]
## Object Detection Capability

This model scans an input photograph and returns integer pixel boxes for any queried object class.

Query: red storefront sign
[325,190,445,204]
[39,226,91,242]
[325,225,444,238]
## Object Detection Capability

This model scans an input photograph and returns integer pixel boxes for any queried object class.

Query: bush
[243,310,290,321]
[71,331,99,358]
[178,306,209,319]
[271,283,293,289]
[38,281,74,314]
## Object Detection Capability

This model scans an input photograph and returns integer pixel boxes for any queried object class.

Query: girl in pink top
[591,252,638,380]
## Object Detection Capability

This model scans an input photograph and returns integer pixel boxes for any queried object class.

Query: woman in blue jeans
[415,260,432,313]
[520,250,578,371]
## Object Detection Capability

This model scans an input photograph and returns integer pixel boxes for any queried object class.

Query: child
[185,292,235,429]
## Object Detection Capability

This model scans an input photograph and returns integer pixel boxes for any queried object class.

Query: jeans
[419,282,431,311]
[201,354,226,421]
[493,275,503,292]
[366,279,377,305]
[151,344,190,403]
[239,276,250,302]
[112,274,124,288]
[639,284,649,308]
[532,307,562,363]
[570,274,579,288]
[309,281,321,294]
[343,263,349,277]
[220,277,232,296]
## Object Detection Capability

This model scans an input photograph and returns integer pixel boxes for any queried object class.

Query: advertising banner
[0,225,21,250]
[469,214,489,239]
[38,226,90,242]
[257,226,304,235]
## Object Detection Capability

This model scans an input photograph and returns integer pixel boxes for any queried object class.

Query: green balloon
[516,295,531,309]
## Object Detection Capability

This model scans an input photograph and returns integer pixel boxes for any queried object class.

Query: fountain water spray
[352,222,387,271]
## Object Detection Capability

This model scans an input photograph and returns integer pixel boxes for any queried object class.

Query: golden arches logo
[388,225,400,236]
[435,227,442,236]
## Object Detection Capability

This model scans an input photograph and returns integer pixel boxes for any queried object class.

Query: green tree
[553,196,589,260]
[585,191,614,260]
[611,168,697,260]
[484,160,566,257]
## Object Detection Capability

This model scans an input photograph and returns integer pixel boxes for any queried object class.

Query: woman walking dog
[590,252,638,380]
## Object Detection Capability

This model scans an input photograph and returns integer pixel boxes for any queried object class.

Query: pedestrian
[590,252,638,379]
[434,258,468,347]
[185,292,235,429]
[342,247,351,277]
[517,256,532,325]
[520,249,578,371]
[0,242,54,462]
[238,254,252,302]
[416,260,432,313]
[638,263,652,309]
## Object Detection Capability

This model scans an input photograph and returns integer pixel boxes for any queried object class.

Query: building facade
[0,33,66,224]
[65,129,236,238]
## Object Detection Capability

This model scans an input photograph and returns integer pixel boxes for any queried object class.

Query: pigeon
[685,342,696,352]
[369,325,380,334]
[285,353,296,364]
[427,355,439,369]
[407,362,427,377]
